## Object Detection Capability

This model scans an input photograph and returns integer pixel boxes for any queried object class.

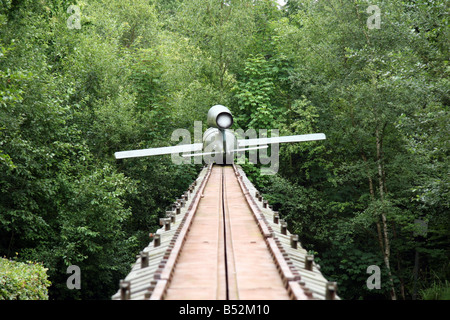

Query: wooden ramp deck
[112,164,339,300]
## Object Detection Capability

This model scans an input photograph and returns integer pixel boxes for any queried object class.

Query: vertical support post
[154,234,160,247]
[273,211,279,224]
[177,198,185,208]
[140,251,149,268]
[164,218,171,231]
[290,234,298,249]
[120,280,131,300]
[326,282,337,300]
[305,255,314,271]
[280,220,287,235]
[166,211,175,223]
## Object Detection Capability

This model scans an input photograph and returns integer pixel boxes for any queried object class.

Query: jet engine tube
[202,127,237,164]
[207,105,233,129]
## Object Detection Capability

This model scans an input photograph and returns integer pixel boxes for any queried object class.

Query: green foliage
[0,0,209,299]
[0,257,51,300]
[0,0,448,300]
[233,54,279,129]
[243,0,449,300]
[420,281,450,300]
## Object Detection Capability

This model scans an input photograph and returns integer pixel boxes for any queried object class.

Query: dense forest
[0,0,448,300]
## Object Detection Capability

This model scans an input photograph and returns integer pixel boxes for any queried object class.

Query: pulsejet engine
[114,105,326,165]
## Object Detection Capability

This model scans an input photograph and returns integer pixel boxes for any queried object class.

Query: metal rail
[221,166,231,299]
[112,164,339,300]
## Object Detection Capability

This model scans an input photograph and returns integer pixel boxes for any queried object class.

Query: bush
[0,257,51,300]
[420,281,450,300]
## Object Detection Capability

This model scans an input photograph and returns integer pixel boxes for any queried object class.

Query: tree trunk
[392,221,406,299]
[376,126,397,300]
[361,152,384,255]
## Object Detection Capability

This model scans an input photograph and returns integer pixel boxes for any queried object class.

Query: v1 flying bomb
[114,105,326,164]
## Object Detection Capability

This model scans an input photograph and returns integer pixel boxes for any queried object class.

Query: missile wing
[237,133,326,148]
[114,105,326,161]
[114,143,203,160]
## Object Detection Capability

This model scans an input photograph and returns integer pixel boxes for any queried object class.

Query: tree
[257,0,449,299]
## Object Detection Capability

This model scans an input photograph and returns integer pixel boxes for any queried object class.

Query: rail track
[112,164,339,300]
